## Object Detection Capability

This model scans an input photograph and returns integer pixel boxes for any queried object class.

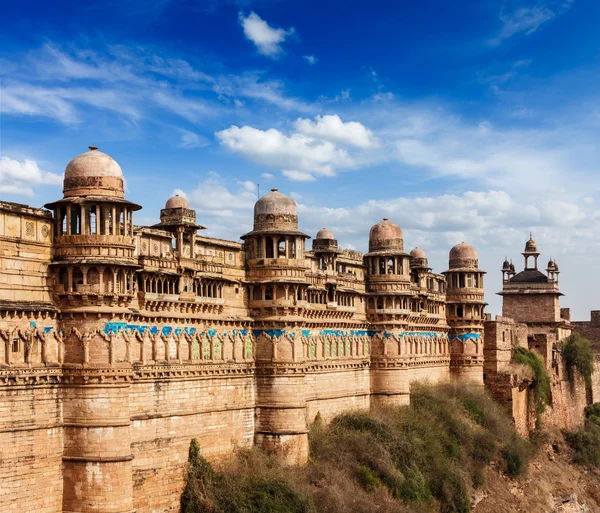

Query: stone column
[62,366,135,513]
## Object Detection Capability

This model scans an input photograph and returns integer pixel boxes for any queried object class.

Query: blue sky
[1,0,600,318]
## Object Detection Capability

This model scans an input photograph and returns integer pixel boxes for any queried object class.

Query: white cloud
[0,156,62,197]
[238,11,295,57]
[294,114,379,149]
[216,125,353,178]
[303,55,317,65]
[178,129,210,149]
[282,170,316,182]
[488,2,574,45]
[260,172,275,180]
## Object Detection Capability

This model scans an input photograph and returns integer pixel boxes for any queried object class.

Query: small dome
[524,236,538,253]
[165,194,189,209]
[502,259,511,269]
[547,259,555,269]
[63,146,124,198]
[449,242,478,269]
[410,247,426,259]
[369,218,403,252]
[253,188,298,231]
[316,228,334,240]
[509,263,516,272]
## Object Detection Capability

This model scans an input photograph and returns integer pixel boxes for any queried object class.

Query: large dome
[165,194,189,209]
[63,146,124,198]
[449,242,478,269]
[253,188,298,231]
[369,218,403,252]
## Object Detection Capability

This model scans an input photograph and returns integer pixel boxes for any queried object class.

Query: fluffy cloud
[303,55,317,65]
[294,114,379,149]
[0,157,62,197]
[238,12,295,57]
[216,125,354,180]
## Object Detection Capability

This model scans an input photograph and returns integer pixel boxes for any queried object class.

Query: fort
[0,146,596,513]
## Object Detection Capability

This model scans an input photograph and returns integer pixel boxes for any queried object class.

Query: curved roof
[252,188,299,233]
[63,146,124,198]
[316,228,335,240]
[368,218,403,252]
[165,194,189,209]
[410,247,426,258]
[448,242,479,270]
[509,269,549,283]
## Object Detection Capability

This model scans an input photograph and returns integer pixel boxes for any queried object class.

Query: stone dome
[316,228,334,240]
[369,218,403,252]
[410,247,426,259]
[449,242,478,269]
[253,188,298,232]
[165,194,189,209]
[524,236,538,253]
[63,146,124,198]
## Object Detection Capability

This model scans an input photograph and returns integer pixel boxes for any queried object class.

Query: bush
[564,402,600,468]
[513,346,551,426]
[561,333,595,388]
[182,384,532,513]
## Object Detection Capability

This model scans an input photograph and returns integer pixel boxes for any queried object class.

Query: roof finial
[88,145,98,151]
[529,231,533,240]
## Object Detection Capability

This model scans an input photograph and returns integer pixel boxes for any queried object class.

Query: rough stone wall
[502,294,560,325]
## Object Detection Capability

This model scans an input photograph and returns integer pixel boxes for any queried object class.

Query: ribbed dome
[410,247,426,259]
[449,242,478,269]
[165,194,189,209]
[253,188,298,231]
[316,228,334,240]
[369,218,403,252]
[63,146,124,198]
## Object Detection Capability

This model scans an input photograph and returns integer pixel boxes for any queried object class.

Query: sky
[1,0,599,318]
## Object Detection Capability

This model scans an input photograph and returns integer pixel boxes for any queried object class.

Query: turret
[443,242,486,384]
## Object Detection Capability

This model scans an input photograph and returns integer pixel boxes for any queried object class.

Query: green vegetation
[513,346,551,426]
[564,403,600,468]
[181,384,532,513]
[561,333,595,388]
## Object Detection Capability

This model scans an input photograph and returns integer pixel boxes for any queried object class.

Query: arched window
[265,237,274,258]
[278,238,286,258]
[387,258,394,274]
[265,286,273,301]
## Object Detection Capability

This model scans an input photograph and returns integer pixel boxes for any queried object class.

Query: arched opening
[72,268,83,292]
[457,306,463,318]
[87,267,99,292]
[59,206,67,235]
[289,239,296,258]
[379,258,386,274]
[253,287,262,301]
[387,258,394,274]
[59,268,68,291]
[71,207,81,235]
[276,286,285,300]
[103,268,113,294]
[278,238,286,258]
[89,207,97,235]
[265,286,273,301]
[377,298,384,309]
[459,274,465,288]
[265,237,274,258]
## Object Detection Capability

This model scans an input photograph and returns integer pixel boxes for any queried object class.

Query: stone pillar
[254,333,309,465]
[62,367,134,513]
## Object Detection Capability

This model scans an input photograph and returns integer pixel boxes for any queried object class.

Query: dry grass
[181,382,532,513]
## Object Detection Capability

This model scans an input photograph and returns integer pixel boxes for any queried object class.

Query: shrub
[561,333,595,388]
[182,384,532,513]
[513,346,551,426]
[564,402,600,468]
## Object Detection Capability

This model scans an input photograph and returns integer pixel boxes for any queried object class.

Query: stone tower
[443,242,486,383]
[498,235,570,365]
[43,146,141,513]
[242,188,311,464]
[365,219,413,405]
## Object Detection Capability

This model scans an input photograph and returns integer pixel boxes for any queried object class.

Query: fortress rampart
[0,146,589,513]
